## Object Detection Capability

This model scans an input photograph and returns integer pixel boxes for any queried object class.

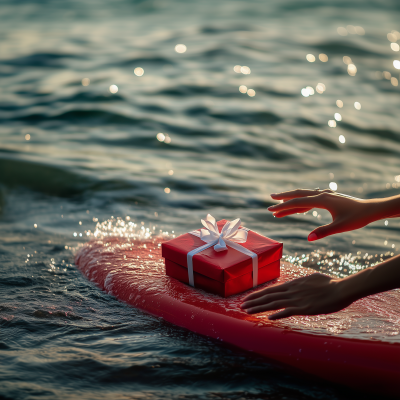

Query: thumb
[308,222,339,241]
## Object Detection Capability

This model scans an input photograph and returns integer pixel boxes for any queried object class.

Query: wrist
[366,196,400,221]
[332,275,365,307]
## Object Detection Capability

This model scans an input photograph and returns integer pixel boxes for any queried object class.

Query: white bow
[196,214,248,252]
[187,214,258,288]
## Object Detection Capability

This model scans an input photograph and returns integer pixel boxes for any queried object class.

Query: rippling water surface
[1,0,400,399]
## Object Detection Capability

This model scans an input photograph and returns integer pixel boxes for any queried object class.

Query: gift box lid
[162,219,282,283]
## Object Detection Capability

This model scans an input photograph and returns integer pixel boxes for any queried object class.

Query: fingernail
[268,206,276,210]
[308,233,318,241]
[270,193,277,197]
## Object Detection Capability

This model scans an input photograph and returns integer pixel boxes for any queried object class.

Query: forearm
[369,194,400,220]
[336,254,400,303]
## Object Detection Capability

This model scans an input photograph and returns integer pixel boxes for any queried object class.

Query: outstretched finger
[242,282,290,302]
[241,292,289,310]
[273,208,312,218]
[308,220,340,241]
[268,195,326,213]
[245,300,294,315]
[268,307,299,320]
[271,189,325,201]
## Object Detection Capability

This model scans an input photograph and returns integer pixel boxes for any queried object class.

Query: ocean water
[1,0,400,398]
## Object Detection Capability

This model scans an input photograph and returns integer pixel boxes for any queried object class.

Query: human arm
[267,189,400,241]
[241,253,400,319]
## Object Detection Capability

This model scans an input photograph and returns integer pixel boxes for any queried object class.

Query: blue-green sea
[1,0,400,398]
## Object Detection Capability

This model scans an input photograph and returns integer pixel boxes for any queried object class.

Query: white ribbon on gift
[187,214,258,288]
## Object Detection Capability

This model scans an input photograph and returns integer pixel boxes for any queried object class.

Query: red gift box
[162,218,283,297]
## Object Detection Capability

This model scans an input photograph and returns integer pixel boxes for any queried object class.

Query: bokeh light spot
[306,54,316,62]
[157,133,165,142]
[316,83,326,94]
[319,53,328,62]
[328,120,336,128]
[347,64,357,76]
[134,67,144,76]
[109,85,118,94]
[343,56,352,65]
[175,44,187,53]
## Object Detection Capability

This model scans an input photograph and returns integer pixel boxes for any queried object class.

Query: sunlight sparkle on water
[25,134,30,140]
[233,65,241,73]
[347,64,357,76]
[134,67,144,76]
[334,113,342,121]
[354,102,361,110]
[339,135,346,143]
[306,86,314,95]
[391,77,399,86]
[164,187,171,194]
[81,78,90,86]
[387,33,397,42]
[336,99,343,108]
[239,85,247,93]
[391,43,400,51]
[316,83,326,94]
[328,120,336,128]
[343,56,352,65]
[301,88,309,97]
[355,26,365,35]
[329,182,338,191]
[109,85,118,94]
[175,44,187,53]
[157,133,172,144]
[240,66,251,74]
[306,54,315,62]
[393,60,400,69]
[383,71,391,80]
[247,89,255,97]
[319,53,328,62]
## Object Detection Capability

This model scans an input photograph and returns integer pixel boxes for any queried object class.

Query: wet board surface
[75,237,400,396]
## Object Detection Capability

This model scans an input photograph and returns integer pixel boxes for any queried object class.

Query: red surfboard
[75,235,400,396]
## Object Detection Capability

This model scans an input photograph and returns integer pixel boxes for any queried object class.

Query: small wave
[312,41,387,58]
[33,310,83,320]
[4,52,79,67]
[16,109,143,125]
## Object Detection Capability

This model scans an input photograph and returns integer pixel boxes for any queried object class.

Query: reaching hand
[241,273,352,319]
[268,189,375,241]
